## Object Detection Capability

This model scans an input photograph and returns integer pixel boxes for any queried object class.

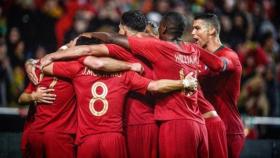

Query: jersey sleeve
[53,60,82,79]
[24,83,36,93]
[196,45,236,72]
[106,44,137,62]
[127,36,160,63]
[219,49,236,71]
[123,71,151,95]
[194,44,224,72]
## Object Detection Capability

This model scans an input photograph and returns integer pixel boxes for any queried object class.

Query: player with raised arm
[192,13,244,158]
[21,59,77,158]
[107,11,159,158]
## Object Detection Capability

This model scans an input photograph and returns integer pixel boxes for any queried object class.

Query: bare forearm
[84,56,132,72]
[85,32,113,43]
[148,80,184,93]
[86,32,130,50]
[41,63,54,75]
[18,93,35,105]
[50,45,92,61]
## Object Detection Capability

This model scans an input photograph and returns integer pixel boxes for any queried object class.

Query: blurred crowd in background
[0,0,280,139]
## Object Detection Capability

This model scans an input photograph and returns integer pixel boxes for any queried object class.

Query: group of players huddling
[18,10,244,158]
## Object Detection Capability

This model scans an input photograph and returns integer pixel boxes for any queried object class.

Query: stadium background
[0,0,280,157]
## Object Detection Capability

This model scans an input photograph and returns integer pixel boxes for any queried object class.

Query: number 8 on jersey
[89,82,109,116]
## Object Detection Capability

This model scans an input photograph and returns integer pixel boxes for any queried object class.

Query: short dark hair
[161,12,186,38]
[120,10,147,32]
[194,13,221,35]
[76,36,103,46]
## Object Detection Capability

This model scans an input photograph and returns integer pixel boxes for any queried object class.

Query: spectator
[0,36,13,106]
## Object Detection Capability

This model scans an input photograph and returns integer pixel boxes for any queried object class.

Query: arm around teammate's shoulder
[80,32,130,50]
[196,45,234,72]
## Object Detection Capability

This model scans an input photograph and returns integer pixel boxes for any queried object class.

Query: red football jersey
[106,44,155,125]
[198,46,244,134]
[30,68,77,134]
[197,89,215,114]
[53,60,151,143]
[127,37,204,123]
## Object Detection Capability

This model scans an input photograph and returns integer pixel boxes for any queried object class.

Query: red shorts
[27,132,44,158]
[126,123,158,158]
[44,132,75,158]
[206,116,228,158]
[77,132,127,158]
[227,134,245,158]
[159,119,208,158]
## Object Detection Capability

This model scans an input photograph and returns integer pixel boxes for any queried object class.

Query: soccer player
[40,12,209,158]
[111,11,159,158]
[18,85,55,158]
[22,60,77,158]
[192,13,244,158]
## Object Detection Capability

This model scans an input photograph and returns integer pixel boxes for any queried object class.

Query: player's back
[62,62,150,143]
[155,42,203,123]
[30,69,77,134]
[128,37,204,123]
[106,44,156,125]
[199,47,243,134]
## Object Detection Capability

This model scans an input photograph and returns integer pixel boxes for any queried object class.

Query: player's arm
[25,59,40,85]
[41,63,54,75]
[197,46,234,72]
[147,80,183,93]
[83,56,143,73]
[27,55,137,83]
[81,32,158,63]
[40,44,110,67]
[18,87,56,105]
[147,72,198,93]
[81,32,130,50]
[40,57,142,76]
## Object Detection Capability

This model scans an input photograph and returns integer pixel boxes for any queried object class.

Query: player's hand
[25,59,39,85]
[130,63,144,74]
[182,72,198,91]
[40,54,53,69]
[32,87,56,104]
